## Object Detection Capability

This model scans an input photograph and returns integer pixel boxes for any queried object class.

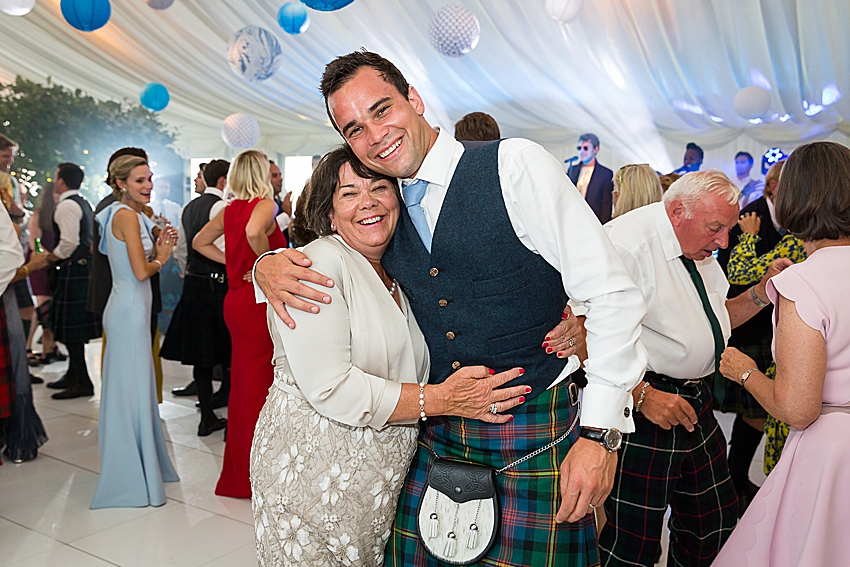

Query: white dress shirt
[1,210,25,294]
[53,190,85,260]
[176,187,226,273]
[604,202,732,379]
[257,130,648,432]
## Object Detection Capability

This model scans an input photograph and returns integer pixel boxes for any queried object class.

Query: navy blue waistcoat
[53,193,94,261]
[382,141,569,401]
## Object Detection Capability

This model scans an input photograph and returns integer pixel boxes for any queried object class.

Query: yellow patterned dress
[726,232,806,474]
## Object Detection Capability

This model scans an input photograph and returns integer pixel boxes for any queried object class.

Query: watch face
[603,429,623,451]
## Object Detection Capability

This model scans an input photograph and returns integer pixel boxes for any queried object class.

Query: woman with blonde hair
[612,164,663,219]
[194,149,287,498]
[91,154,179,508]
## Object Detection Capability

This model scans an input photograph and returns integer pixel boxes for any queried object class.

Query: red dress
[216,198,286,498]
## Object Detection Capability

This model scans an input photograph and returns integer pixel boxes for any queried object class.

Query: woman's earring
[330,222,335,231]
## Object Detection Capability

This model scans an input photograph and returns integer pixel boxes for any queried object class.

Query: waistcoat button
[438,299,448,307]
[429,268,439,277]
[446,331,456,340]
[452,361,461,370]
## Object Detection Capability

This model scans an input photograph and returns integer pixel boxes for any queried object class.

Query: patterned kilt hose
[385,382,599,567]
[52,259,101,344]
[598,376,737,567]
[716,336,771,418]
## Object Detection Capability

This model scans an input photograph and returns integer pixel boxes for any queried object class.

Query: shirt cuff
[580,382,636,433]
[252,249,285,304]
[370,380,404,429]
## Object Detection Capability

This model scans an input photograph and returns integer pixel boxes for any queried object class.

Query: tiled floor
[0,341,256,567]
[1,341,766,567]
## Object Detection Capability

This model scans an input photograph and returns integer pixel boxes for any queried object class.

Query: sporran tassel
[444,532,457,557]
[466,523,479,549]
[428,513,439,539]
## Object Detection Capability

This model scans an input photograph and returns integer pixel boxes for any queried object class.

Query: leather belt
[645,370,703,388]
[187,271,227,284]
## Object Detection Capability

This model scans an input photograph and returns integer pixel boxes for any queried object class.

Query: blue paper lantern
[301,0,354,11]
[222,114,261,149]
[140,83,170,112]
[61,0,111,32]
[227,26,283,82]
[429,6,480,58]
[278,3,310,34]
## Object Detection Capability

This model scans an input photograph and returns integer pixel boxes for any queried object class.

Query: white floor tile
[38,414,101,473]
[0,518,60,563]
[201,542,258,567]
[7,543,117,566]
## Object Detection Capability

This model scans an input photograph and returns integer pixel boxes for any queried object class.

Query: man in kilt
[598,171,788,566]
[47,163,101,400]
[254,51,650,566]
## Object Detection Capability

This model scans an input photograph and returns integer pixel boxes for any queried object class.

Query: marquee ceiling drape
[2,0,848,173]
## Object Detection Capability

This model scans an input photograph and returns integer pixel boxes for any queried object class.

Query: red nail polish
[562,312,569,319]
[508,415,514,420]
[542,342,549,348]
[525,386,532,393]
[488,368,495,375]
[546,347,553,354]
[518,368,525,375]
[519,396,526,403]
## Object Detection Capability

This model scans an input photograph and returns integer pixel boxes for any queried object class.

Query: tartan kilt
[0,300,13,419]
[715,336,771,418]
[385,382,599,567]
[52,259,101,344]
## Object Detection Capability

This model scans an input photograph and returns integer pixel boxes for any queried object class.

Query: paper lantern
[145,0,174,9]
[733,86,771,120]
[227,26,283,82]
[60,0,111,32]
[140,83,170,112]
[278,2,309,35]
[301,0,354,11]
[545,0,583,24]
[222,114,260,149]
[429,6,480,58]
[0,0,36,16]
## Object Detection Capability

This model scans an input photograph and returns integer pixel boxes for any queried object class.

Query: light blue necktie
[402,179,432,252]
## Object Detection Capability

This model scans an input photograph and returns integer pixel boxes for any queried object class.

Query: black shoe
[51,385,94,400]
[172,380,197,397]
[46,375,73,390]
[195,390,229,410]
[30,374,44,384]
[198,417,226,437]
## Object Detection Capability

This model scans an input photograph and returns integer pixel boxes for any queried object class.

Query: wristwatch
[580,427,623,452]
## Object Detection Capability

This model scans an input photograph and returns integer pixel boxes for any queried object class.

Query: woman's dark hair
[303,146,398,236]
[776,141,850,241]
[38,182,56,233]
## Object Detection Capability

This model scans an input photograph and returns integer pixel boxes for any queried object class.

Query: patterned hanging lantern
[227,26,283,82]
[222,114,261,149]
[429,5,480,58]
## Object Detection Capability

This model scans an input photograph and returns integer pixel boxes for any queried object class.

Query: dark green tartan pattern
[598,377,737,567]
[715,335,771,418]
[385,383,600,567]
[52,260,101,344]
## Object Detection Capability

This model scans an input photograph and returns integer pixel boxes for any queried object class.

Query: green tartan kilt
[385,382,599,567]
[716,336,771,418]
[52,259,101,344]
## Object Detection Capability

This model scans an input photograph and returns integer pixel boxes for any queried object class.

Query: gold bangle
[22,265,30,278]
[153,259,163,271]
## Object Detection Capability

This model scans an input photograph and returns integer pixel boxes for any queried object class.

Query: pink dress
[713,246,850,566]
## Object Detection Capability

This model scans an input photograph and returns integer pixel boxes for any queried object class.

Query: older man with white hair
[597,170,790,566]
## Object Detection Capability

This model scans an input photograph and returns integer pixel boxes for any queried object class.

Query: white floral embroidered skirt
[250,382,418,566]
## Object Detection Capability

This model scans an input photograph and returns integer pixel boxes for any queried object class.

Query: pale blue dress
[90,203,178,509]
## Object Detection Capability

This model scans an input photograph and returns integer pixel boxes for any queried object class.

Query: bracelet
[153,259,163,271]
[740,367,758,391]
[22,265,30,278]
[749,286,769,308]
[419,382,427,421]
[634,382,650,413]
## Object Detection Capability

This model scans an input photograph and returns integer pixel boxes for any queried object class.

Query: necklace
[388,279,397,296]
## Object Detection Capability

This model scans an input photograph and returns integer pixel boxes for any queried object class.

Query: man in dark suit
[567,133,614,224]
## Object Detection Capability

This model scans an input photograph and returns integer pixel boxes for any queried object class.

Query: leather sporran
[416,459,499,565]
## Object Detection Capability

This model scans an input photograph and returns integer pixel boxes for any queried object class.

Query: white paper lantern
[0,0,36,16]
[145,0,174,9]
[546,0,583,24]
[429,6,480,58]
[227,26,282,82]
[222,113,260,149]
[733,86,771,120]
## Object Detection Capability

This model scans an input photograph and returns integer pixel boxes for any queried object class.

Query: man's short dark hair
[776,141,850,240]
[320,50,410,134]
[579,133,600,149]
[56,163,84,190]
[203,159,230,188]
[0,133,18,151]
[304,145,398,236]
[454,112,500,142]
[686,142,704,160]
[106,147,148,186]
[735,151,754,165]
